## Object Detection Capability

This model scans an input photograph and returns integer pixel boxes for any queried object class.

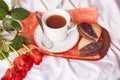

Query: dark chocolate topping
[78,22,98,41]
[79,41,103,56]
[79,26,110,58]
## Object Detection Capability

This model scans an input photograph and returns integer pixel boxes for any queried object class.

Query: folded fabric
[20,7,101,60]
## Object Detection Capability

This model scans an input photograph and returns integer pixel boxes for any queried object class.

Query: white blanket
[0,0,120,80]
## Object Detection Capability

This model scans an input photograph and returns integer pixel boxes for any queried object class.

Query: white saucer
[34,25,79,53]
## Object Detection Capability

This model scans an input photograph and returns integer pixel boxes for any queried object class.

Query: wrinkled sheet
[0,0,120,80]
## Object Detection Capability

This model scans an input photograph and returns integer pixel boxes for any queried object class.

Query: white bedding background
[0,0,120,80]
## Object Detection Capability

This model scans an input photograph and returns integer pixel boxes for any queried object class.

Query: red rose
[2,68,13,80]
[29,49,43,65]
[13,54,33,72]
[2,48,43,80]
[2,54,34,80]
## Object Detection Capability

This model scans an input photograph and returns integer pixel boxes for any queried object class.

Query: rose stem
[0,51,12,68]
[22,44,32,53]
[9,45,20,56]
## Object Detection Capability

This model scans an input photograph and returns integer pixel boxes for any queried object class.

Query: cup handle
[67,22,77,34]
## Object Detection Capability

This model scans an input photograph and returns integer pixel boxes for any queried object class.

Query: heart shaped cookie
[78,23,103,56]
[78,23,102,50]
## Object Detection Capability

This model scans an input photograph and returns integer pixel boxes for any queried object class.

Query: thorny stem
[0,51,12,68]
[0,27,16,37]
[23,44,32,53]
[9,45,19,56]
[8,31,16,37]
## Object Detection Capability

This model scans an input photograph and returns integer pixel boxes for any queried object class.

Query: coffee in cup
[42,9,76,42]
[46,15,66,28]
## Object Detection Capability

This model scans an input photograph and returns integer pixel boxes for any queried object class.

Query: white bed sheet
[0,0,120,80]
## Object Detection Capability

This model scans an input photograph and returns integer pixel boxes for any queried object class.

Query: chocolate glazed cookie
[78,22,98,41]
[79,27,110,58]
[79,41,103,57]
[78,22,110,58]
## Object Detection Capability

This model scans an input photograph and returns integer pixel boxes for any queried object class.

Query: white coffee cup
[42,9,76,42]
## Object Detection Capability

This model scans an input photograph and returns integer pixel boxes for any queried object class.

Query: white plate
[34,25,79,53]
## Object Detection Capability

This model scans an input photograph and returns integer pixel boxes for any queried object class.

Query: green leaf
[0,0,9,13]
[0,52,9,60]
[11,0,19,8]
[0,39,4,50]
[10,8,30,20]
[0,7,7,20]
[3,18,21,31]
[22,36,30,44]
[10,35,23,50]
[2,42,10,52]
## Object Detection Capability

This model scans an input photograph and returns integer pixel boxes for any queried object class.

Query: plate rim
[34,25,79,53]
